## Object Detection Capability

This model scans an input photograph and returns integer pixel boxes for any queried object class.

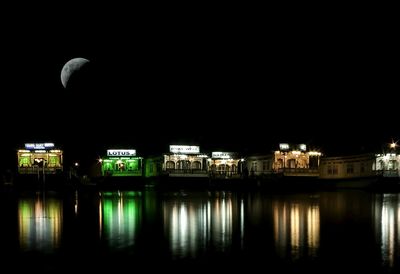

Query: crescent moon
[61,58,90,88]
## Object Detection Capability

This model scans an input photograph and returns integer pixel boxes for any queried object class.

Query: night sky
[1,6,399,170]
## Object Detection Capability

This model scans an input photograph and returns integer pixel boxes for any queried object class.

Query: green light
[100,191,142,249]
[101,157,143,177]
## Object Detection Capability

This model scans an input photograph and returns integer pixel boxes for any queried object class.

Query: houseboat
[16,142,64,188]
[162,145,208,178]
[98,149,144,188]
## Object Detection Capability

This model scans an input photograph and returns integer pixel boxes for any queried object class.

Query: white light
[25,143,54,150]
[170,145,200,154]
[107,149,136,156]
[279,143,290,150]
[212,152,233,159]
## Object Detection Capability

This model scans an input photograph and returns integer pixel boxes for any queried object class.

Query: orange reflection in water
[18,193,62,252]
[273,198,320,259]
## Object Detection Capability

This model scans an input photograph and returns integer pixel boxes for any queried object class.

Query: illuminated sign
[107,149,136,157]
[212,152,233,159]
[25,143,55,150]
[170,145,200,154]
[299,144,307,151]
[279,143,289,150]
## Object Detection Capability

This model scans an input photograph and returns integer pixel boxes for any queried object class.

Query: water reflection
[18,193,62,253]
[13,187,400,271]
[163,191,235,258]
[374,194,400,267]
[99,191,142,250]
[273,197,320,259]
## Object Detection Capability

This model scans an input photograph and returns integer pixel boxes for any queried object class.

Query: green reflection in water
[99,191,142,250]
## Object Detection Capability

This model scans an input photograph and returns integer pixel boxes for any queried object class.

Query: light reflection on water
[373,193,400,267]
[18,193,62,253]
[99,191,142,250]
[163,191,235,258]
[273,198,320,259]
[11,188,400,271]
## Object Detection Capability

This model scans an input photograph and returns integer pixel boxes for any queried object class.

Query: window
[360,163,365,173]
[389,160,398,170]
[218,164,227,173]
[166,161,175,169]
[192,161,201,170]
[252,162,258,172]
[177,160,190,170]
[231,164,237,173]
[288,159,296,168]
[347,164,354,174]
[276,159,283,169]
[328,165,338,175]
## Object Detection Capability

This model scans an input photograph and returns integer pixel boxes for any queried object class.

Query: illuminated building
[100,149,143,177]
[17,143,63,175]
[208,152,243,178]
[374,142,400,178]
[163,145,208,177]
[246,143,321,177]
[319,153,376,180]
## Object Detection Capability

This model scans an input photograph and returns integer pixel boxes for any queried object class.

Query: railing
[277,168,319,173]
[18,166,63,174]
[104,170,143,176]
[164,169,208,174]
[210,173,241,179]
[381,170,400,178]
[277,168,320,176]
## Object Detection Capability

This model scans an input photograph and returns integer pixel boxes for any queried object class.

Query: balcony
[18,166,63,175]
[164,169,208,178]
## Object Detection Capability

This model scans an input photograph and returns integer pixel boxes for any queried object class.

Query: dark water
[1,187,400,273]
